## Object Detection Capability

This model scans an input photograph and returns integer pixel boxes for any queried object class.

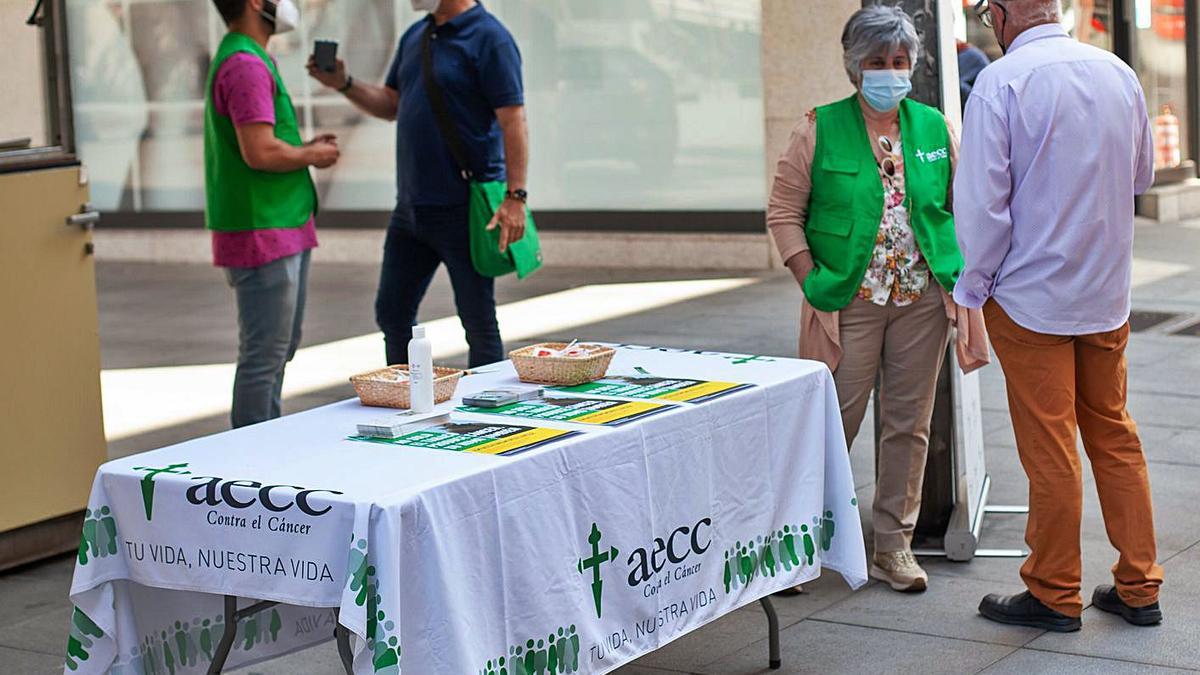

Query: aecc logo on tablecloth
[576,517,713,619]
[131,462,344,523]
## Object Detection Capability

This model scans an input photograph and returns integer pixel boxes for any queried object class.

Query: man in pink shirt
[205,0,339,427]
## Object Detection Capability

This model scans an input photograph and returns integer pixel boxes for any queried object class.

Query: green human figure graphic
[98,506,118,556]
[64,608,103,670]
[747,541,760,581]
[568,624,580,673]
[821,510,836,551]
[186,618,204,666]
[78,510,98,565]
[738,544,754,583]
[153,634,167,675]
[199,622,213,662]
[241,614,259,651]
[162,631,176,675]
[511,645,524,675]
[732,542,746,583]
[368,599,383,648]
[173,621,189,666]
[373,636,400,675]
[547,633,559,673]
[555,627,568,674]
[800,524,816,565]
[499,654,508,675]
[126,645,145,674]
[761,534,777,577]
[348,539,371,605]
[523,639,537,675]
[146,637,161,675]
[269,609,282,642]
[139,638,153,675]
[536,638,549,675]
[780,526,800,567]
[775,531,792,572]
[723,550,734,593]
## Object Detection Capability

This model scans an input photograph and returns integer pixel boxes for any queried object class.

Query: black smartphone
[313,40,338,73]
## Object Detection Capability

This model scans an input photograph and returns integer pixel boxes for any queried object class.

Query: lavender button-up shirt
[952,24,1155,335]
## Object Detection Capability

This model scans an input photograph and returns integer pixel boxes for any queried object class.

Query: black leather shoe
[978,591,1081,632]
[1092,585,1163,626]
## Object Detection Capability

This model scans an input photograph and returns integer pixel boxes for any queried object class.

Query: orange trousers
[985,300,1163,617]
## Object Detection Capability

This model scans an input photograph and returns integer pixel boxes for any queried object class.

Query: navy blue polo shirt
[385,3,523,213]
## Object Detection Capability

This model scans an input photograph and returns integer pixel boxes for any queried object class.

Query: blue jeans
[225,249,310,428]
[375,206,502,368]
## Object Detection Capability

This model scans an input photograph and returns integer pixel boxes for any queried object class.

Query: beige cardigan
[769,107,990,374]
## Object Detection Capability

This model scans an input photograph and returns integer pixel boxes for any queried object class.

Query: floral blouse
[857,139,931,306]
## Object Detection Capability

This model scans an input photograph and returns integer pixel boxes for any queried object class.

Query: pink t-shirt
[210,52,318,269]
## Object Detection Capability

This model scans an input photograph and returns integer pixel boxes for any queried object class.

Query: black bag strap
[421,20,473,181]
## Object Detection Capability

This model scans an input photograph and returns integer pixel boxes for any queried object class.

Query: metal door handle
[67,204,100,230]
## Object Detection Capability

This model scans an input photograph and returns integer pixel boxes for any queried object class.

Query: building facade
[63,0,1200,267]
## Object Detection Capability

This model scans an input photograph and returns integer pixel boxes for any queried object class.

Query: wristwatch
[505,188,528,203]
[337,75,354,93]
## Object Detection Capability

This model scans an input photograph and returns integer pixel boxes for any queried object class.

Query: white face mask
[261,0,299,35]
[410,0,440,12]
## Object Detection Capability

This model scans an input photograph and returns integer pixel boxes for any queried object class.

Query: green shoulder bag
[421,21,542,279]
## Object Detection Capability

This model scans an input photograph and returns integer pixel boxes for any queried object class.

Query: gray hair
[841,5,920,85]
[1009,0,1062,24]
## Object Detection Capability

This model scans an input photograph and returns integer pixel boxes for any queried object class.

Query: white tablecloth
[66,345,866,674]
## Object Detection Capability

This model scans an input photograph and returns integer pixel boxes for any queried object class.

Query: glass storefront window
[67,0,765,214]
[1136,0,1189,168]
[1063,0,1116,51]
[1,0,51,151]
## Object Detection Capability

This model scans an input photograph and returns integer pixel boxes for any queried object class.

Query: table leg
[207,596,282,674]
[759,597,782,670]
[207,596,239,675]
[334,609,354,675]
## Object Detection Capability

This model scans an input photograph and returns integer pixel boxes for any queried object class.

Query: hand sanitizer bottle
[408,325,435,412]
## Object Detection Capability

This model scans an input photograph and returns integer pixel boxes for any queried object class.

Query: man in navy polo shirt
[309,0,527,367]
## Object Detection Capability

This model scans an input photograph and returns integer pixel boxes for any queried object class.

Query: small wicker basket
[509,343,615,386]
[350,365,463,409]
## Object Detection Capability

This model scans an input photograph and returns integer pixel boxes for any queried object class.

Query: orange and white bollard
[1154,104,1181,169]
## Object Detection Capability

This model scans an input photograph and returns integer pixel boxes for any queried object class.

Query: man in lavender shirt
[957,0,1164,631]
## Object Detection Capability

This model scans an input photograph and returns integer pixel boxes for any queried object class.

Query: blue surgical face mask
[860,69,912,112]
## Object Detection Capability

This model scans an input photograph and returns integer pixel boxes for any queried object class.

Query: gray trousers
[833,289,950,553]
[225,250,310,429]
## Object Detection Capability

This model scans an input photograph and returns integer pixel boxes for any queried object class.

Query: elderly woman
[768,6,985,593]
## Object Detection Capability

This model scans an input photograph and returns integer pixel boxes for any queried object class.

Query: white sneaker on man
[870,550,928,592]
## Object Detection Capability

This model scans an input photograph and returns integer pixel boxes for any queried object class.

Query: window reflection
[68,0,764,214]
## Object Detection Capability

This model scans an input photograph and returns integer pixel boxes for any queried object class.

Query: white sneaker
[870,550,928,593]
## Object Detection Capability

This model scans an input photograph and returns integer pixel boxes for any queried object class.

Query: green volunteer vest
[802,95,963,312]
[203,32,316,232]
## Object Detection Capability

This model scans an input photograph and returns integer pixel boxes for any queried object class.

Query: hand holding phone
[313,40,338,73]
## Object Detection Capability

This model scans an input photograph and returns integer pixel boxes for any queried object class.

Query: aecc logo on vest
[914,147,949,163]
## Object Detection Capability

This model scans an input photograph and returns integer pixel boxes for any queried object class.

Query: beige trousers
[833,289,950,553]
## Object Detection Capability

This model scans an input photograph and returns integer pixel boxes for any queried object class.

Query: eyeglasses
[878,135,897,179]
[974,0,1004,29]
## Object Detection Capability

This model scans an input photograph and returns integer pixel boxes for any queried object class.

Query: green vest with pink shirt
[802,95,963,312]
[204,32,316,233]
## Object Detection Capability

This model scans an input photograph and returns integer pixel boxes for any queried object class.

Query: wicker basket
[509,343,615,386]
[349,365,463,409]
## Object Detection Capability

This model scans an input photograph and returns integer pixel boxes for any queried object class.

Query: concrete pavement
[3,217,1200,674]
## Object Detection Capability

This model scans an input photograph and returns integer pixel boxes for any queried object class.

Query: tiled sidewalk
[3,219,1199,674]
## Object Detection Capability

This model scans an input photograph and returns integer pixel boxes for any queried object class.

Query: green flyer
[458,396,675,427]
[553,374,754,404]
[350,422,579,456]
